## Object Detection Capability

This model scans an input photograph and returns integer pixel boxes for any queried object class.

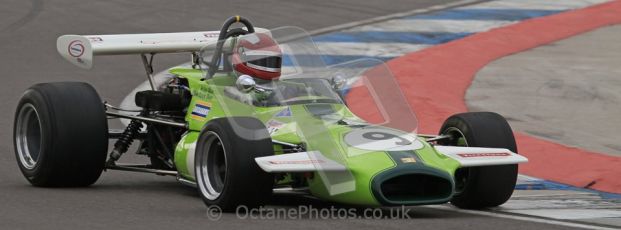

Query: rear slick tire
[14,82,108,187]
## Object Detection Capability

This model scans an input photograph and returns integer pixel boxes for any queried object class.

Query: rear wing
[56,28,268,69]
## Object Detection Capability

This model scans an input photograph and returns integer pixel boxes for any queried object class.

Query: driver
[232,33,283,81]
[231,33,314,101]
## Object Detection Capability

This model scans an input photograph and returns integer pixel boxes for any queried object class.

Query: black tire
[195,117,274,211]
[438,112,518,209]
[14,82,108,187]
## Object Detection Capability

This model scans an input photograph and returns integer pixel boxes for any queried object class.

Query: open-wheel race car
[13,16,527,211]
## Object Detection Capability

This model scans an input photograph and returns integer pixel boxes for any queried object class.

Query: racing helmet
[232,33,282,80]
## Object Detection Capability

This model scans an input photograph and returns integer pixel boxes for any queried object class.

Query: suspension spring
[107,119,144,165]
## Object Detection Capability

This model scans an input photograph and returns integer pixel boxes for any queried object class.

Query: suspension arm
[106,111,187,128]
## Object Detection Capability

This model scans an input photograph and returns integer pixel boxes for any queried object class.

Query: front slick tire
[195,117,274,212]
[14,82,108,187]
[439,112,518,209]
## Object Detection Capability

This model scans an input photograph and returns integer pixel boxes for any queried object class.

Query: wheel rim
[443,127,469,147]
[15,103,42,170]
[442,127,470,195]
[196,131,227,200]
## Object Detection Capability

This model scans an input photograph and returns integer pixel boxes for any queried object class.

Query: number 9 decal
[344,127,423,151]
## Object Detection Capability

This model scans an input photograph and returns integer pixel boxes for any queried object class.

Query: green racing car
[13,16,527,212]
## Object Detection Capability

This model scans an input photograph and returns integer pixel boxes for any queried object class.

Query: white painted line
[351,19,515,34]
[307,0,486,36]
[316,42,429,58]
[518,174,543,181]
[510,193,597,198]
[516,174,546,185]
[507,209,621,220]
[503,199,616,210]
[430,205,619,230]
[464,0,613,11]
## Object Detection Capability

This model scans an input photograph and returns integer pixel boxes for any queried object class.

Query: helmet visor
[246,56,282,72]
[241,49,282,73]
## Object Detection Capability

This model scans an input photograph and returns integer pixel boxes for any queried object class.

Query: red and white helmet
[232,33,282,80]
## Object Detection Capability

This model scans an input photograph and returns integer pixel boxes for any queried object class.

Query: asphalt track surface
[0,0,586,229]
[468,24,621,157]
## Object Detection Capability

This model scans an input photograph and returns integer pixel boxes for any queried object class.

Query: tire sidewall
[13,82,108,187]
[439,112,518,209]
[195,117,274,211]
[196,122,235,207]
[14,89,55,184]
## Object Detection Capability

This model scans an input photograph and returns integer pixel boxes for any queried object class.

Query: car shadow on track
[7,170,465,220]
[268,193,458,220]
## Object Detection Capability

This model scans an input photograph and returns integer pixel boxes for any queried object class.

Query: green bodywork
[170,67,461,206]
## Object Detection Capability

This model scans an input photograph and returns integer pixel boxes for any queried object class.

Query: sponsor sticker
[457,152,511,158]
[266,119,285,134]
[68,40,85,58]
[191,100,211,120]
[203,32,219,38]
[275,107,292,117]
[400,157,417,163]
[87,37,103,42]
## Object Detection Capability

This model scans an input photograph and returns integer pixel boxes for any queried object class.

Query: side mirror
[236,75,256,93]
[331,74,347,91]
